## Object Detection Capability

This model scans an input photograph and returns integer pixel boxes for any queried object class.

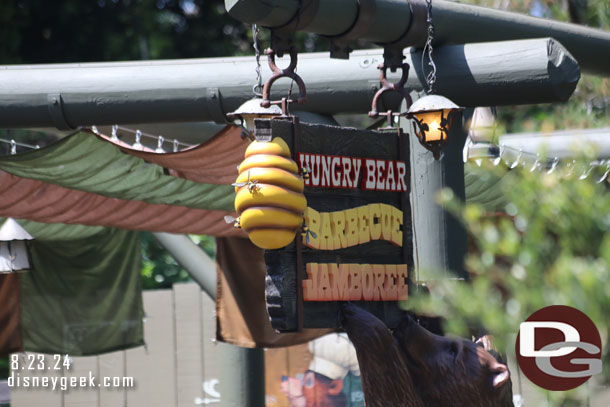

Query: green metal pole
[225,0,610,76]
[0,39,579,129]
[218,343,265,407]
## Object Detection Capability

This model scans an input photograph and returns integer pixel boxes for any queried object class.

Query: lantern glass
[0,241,30,272]
[413,110,452,142]
[0,218,33,273]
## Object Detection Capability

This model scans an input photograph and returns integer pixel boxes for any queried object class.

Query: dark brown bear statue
[341,303,513,407]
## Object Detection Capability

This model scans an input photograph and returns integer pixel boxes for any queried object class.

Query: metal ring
[261,48,307,108]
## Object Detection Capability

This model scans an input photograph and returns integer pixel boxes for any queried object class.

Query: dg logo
[516,305,602,391]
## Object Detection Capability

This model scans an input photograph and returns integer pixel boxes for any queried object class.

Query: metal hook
[565,159,577,177]
[111,125,119,142]
[530,154,540,172]
[261,47,307,110]
[155,136,165,153]
[133,129,143,150]
[579,163,594,180]
[173,139,179,153]
[547,157,559,174]
[509,150,522,169]
[10,139,17,155]
[597,162,610,184]
[368,63,413,128]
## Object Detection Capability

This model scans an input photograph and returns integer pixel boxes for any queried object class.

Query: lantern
[0,218,33,273]
[407,94,463,160]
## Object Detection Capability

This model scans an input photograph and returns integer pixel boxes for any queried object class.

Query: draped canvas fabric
[0,171,244,236]
[0,132,235,211]
[0,225,144,356]
[110,125,248,185]
[216,237,333,348]
[0,126,250,237]
[0,274,21,355]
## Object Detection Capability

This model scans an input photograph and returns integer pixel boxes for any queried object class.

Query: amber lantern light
[407,0,463,160]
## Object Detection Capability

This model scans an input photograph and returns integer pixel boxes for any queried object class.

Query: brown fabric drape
[0,274,22,355]
[0,170,245,237]
[216,237,333,348]
[106,126,247,185]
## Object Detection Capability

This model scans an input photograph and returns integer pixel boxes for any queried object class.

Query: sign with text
[260,119,413,331]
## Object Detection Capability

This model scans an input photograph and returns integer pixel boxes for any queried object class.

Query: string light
[90,125,194,152]
[466,140,610,183]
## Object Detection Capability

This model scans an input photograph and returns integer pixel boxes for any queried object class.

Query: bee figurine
[231,171,259,193]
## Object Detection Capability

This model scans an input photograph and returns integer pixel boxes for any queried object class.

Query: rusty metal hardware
[368,63,413,127]
[261,47,307,112]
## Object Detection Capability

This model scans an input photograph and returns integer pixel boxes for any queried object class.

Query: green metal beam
[225,0,610,76]
[0,39,579,129]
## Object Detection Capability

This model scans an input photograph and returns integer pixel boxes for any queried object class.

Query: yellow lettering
[391,205,403,246]
[380,204,393,242]
[345,208,359,247]
[330,211,347,249]
[319,212,333,250]
[303,207,320,249]
[358,206,371,245]
[369,204,382,240]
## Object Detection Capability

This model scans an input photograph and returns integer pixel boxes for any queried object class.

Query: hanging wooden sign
[258,118,413,331]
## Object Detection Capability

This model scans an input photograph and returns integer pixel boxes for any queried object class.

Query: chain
[252,24,263,97]
[422,0,437,94]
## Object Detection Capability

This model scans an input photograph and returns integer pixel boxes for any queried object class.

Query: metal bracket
[271,0,320,57]
[369,63,413,127]
[379,0,429,71]
[206,87,228,124]
[329,0,377,59]
[47,94,74,130]
[261,47,307,109]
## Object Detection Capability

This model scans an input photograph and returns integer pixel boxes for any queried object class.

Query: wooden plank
[173,283,204,407]
[98,351,126,407]
[63,356,99,407]
[9,353,63,407]
[263,119,411,331]
[201,290,220,405]
[126,290,176,407]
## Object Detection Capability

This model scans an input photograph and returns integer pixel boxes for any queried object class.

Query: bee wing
[231,182,248,187]
[309,230,317,239]
[224,215,236,224]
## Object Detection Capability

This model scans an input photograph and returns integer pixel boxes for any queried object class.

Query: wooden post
[401,98,469,281]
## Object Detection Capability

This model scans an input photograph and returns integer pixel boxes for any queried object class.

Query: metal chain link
[252,24,263,97]
[422,0,437,94]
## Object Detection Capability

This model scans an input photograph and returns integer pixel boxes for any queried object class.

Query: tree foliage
[409,156,610,404]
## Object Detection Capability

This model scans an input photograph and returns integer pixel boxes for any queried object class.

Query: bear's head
[341,303,513,407]
[394,314,512,407]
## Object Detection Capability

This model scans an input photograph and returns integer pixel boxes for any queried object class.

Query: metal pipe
[0,39,578,129]
[152,232,217,300]
[225,0,610,76]
[152,232,265,407]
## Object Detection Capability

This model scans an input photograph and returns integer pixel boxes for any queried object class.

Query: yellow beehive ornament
[233,137,306,250]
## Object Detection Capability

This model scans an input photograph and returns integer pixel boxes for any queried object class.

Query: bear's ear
[328,379,344,396]
[489,360,510,389]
